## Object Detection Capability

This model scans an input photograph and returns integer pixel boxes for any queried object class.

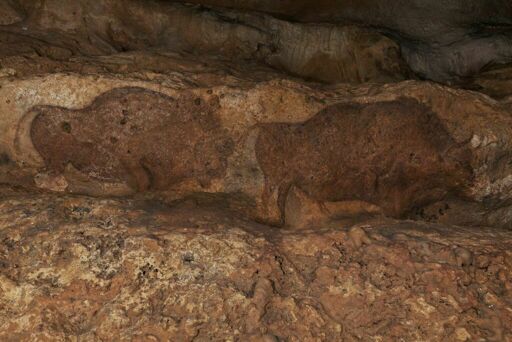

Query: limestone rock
[4,0,410,84]
[2,69,512,227]
[0,1,512,341]
[0,1,23,26]
[171,0,512,83]
[0,189,510,341]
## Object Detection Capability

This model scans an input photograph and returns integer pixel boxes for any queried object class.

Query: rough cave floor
[1,187,511,341]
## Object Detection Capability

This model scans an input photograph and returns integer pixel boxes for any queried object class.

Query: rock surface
[170,0,512,83]
[0,1,512,341]
[0,0,410,84]
[0,188,511,341]
[3,66,512,228]
[4,0,512,86]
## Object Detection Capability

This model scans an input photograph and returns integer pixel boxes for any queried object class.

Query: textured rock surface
[4,0,512,86]
[466,64,512,99]
[0,188,511,341]
[170,0,512,83]
[0,0,410,84]
[1,1,512,341]
[256,98,472,220]
[31,87,235,193]
[3,69,512,227]
[0,1,23,25]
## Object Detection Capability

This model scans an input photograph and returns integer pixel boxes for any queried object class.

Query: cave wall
[1,0,512,229]
[170,0,512,83]
[1,0,411,83]
[2,73,512,228]
[4,0,512,85]
[1,1,512,341]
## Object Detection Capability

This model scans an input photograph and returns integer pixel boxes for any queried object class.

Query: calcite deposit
[0,0,512,341]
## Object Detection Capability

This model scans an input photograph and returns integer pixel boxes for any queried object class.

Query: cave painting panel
[30,87,235,192]
[30,89,473,221]
[256,98,473,218]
